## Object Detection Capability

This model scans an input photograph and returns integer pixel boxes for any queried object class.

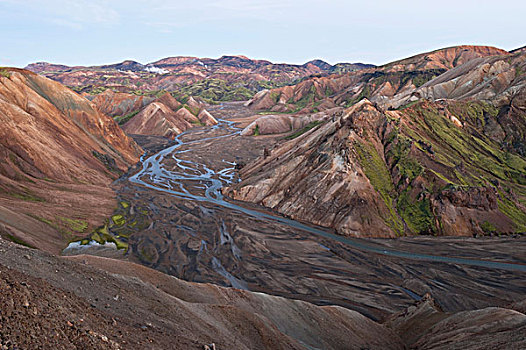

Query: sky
[1,0,525,68]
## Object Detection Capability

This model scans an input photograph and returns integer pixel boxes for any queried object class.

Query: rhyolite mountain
[85,89,218,138]
[25,56,374,102]
[121,93,218,138]
[226,46,526,237]
[0,67,142,252]
[1,45,525,350]
[244,46,508,113]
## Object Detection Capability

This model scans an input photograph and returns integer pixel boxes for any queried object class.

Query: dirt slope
[122,93,217,138]
[226,99,526,237]
[0,237,404,350]
[245,45,509,113]
[0,68,142,252]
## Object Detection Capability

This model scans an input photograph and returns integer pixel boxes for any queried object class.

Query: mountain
[3,236,524,349]
[385,293,526,349]
[0,68,142,252]
[387,48,526,107]
[226,49,526,237]
[121,93,217,138]
[24,56,374,102]
[245,46,509,113]
[89,89,153,119]
[380,45,508,71]
[100,59,146,72]
[24,61,73,73]
[0,236,405,350]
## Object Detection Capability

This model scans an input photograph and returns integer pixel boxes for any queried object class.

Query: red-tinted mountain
[0,68,142,253]
[228,46,526,238]
[89,89,153,119]
[24,61,75,73]
[246,46,509,113]
[381,45,507,71]
[121,93,217,138]
[390,48,526,106]
[24,56,374,102]
[227,95,526,237]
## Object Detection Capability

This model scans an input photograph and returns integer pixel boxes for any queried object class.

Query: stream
[128,118,526,273]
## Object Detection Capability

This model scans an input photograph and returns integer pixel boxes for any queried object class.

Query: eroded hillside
[0,68,142,252]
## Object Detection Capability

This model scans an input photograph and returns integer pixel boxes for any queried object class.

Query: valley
[66,102,525,323]
[1,44,526,349]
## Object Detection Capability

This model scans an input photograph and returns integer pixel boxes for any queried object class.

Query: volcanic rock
[226,97,526,237]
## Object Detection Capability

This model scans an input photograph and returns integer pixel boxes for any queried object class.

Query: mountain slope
[0,68,142,252]
[0,236,405,350]
[25,56,374,102]
[226,98,526,237]
[89,89,152,119]
[386,293,526,349]
[245,45,509,113]
[121,93,217,138]
[0,68,141,183]
[381,45,508,71]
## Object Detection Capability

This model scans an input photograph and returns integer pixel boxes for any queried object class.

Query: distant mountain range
[1,44,525,349]
[227,45,526,237]
[25,56,374,102]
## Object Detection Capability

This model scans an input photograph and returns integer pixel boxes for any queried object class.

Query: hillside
[25,56,374,102]
[245,45,509,114]
[120,94,218,138]
[89,89,153,119]
[227,96,526,237]
[0,68,142,252]
[4,236,524,349]
[228,47,526,238]
[0,237,404,350]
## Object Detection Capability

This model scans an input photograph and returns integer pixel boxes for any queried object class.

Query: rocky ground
[0,237,406,350]
[1,102,525,349]
[80,102,526,322]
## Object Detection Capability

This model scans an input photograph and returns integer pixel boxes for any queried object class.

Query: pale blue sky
[1,0,525,67]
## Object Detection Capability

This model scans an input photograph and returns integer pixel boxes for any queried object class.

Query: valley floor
[2,102,524,349]
[73,102,525,318]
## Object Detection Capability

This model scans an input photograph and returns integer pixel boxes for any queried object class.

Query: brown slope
[386,294,526,350]
[0,68,141,184]
[122,102,193,138]
[226,99,526,237]
[384,50,526,155]
[396,48,526,105]
[382,45,508,72]
[122,93,218,138]
[227,100,398,237]
[24,61,73,73]
[155,91,182,110]
[246,45,509,114]
[197,109,218,126]
[0,68,142,253]
[0,237,405,350]
[90,89,152,118]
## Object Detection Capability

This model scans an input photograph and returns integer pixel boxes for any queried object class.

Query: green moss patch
[397,190,434,234]
[285,121,323,140]
[497,191,526,232]
[0,68,11,78]
[114,110,139,125]
[354,141,404,234]
[112,214,125,226]
[73,199,151,251]
[57,217,88,233]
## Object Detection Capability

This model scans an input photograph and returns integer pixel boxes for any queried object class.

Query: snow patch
[144,65,169,74]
